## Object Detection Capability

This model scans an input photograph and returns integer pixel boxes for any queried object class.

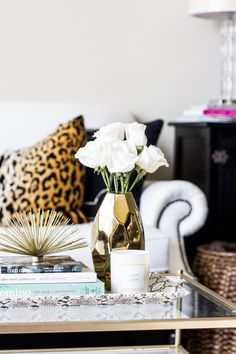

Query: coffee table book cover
[0,278,105,297]
[0,255,86,273]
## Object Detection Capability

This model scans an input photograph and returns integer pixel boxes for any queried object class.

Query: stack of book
[176,101,236,122]
[0,255,104,300]
[203,100,236,119]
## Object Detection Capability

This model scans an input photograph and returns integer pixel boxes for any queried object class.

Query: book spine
[0,263,82,274]
[203,108,236,116]
[0,281,104,297]
[0,271,97,284]
[208,100,236,109]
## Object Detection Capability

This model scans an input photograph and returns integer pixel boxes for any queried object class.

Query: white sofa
[0,102,208,273]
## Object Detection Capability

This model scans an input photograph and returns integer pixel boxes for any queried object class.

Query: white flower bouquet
[75,122,169,194]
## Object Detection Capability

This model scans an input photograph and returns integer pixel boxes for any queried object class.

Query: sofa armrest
[140,180,208,273]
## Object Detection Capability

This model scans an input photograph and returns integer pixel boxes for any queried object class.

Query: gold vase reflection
[91,192,145,289]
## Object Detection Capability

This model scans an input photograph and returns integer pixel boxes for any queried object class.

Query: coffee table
[0,273,235,353]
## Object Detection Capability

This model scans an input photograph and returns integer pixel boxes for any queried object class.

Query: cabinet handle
[211,150,229,164]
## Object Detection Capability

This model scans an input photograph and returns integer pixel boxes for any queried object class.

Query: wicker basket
[187,241,236,354]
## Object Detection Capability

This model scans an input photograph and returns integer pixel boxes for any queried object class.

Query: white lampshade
[189,0,236,18]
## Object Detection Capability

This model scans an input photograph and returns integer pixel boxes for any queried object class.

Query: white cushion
[0,222,169,273]
[144,226,169,272]
[78,222,169,273]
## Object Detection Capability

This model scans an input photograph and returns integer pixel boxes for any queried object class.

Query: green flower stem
[100,168,112,191]
[98,169,146,194]
[104,168,112,191]
[100,170,110,190]
[120,175,125,193]
[114,174,119,193]
[124,172,132,193]
[129,170,147,192]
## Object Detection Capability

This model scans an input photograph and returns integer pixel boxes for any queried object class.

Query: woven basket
[187,241,236,354]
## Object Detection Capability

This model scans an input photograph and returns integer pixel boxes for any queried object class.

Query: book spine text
[0,263,82,274]
[0,272,97,284]
[0,281,104,297]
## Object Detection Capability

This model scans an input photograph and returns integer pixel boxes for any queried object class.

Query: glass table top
[176,275,236,319]
[0,274,235,333]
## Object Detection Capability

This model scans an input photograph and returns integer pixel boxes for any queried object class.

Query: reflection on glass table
[0,274,235,354]
[172,275,236,320]
[0,274,234,329]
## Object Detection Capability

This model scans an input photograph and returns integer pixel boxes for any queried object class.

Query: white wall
[0,0,219,179]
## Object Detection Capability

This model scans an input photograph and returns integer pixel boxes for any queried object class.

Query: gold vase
[91,192,145,289]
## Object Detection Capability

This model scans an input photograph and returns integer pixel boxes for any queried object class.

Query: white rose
[125,122,147,147]
[136,145,169,173]
[75,140,107,169]
[93,122,125,142]
[106,140,138,173]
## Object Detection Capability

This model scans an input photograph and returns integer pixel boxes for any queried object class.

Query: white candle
[110,250,150,294]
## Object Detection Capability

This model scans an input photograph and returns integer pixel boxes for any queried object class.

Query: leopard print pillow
[0,116,87,224]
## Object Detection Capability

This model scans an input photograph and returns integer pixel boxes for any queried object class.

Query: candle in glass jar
[110,250,150,294]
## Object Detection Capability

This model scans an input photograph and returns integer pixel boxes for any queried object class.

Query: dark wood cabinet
[169,122,236,264]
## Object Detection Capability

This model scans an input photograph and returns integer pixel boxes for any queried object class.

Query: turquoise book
[0,279,105,298]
